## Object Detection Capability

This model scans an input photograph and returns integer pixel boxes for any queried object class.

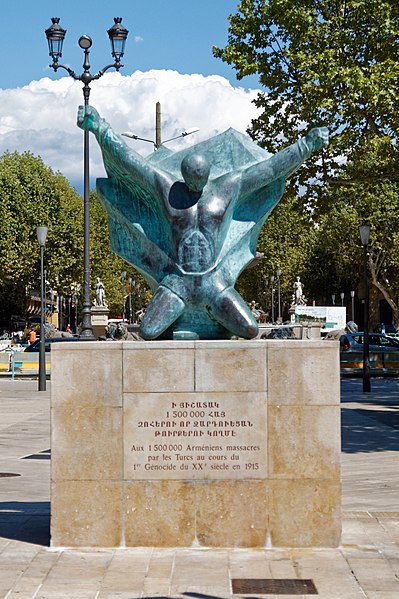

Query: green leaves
[216,0,399,325]
[0,151,84,322]
[0,151,147,326]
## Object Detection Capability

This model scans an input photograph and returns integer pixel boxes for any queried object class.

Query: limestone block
[50,340,341,549]
[51,481,122,547]
[268,405,341,479]
[194,480,269,547]
[195,341,267,392]
[269,479,341,547]
[267,341,340,405]
[51,342,123,407]
[123,342,195,393]
[51,406,122,481]
[124,481,195,547]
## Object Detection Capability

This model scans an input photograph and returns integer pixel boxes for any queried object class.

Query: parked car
[340,332,399,375]
[260,326,297,339]
[24,337,80,353]
[375,323,399,338]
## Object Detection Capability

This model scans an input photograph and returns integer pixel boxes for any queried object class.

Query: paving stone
[0,378,398,597]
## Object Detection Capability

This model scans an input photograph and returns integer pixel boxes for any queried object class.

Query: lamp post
[276,269,282,323]
[359,224,371,393]
[340,292,345,307]
[45,17,128,339]
[36,226,48,391]
[121,271,127,321]
[350,290,355,322]
[128,277,133,324]
[270,275,275,323]
[122,101,199,149]
[331,294,336,306]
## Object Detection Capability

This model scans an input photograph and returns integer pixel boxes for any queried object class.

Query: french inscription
[124,394,266,480]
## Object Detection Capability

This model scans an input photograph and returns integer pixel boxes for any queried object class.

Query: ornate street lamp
[36,226,48,391]
[340,291,345,306]
[359,224,371,392]
[45,17,128,339]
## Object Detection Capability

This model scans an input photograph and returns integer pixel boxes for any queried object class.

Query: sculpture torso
[160,174,239,273]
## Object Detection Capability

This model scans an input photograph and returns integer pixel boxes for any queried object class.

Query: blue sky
[0,1,262,190]
[0,0,258,90]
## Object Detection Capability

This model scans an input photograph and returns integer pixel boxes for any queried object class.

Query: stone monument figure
[93,277,107,308]
[291,276,307,307]
[78,105,328,340]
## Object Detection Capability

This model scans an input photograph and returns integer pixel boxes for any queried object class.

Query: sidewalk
[0,377,398,598]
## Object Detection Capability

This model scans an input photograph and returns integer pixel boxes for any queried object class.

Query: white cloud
[0,69,261,190]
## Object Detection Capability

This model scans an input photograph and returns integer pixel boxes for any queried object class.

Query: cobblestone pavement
[0,377,398,599]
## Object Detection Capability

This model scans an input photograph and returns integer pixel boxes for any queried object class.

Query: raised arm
[239,127,329,196]
[77,105,171,195]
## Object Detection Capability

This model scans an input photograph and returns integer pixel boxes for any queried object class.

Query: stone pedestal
[50,340,341,548]
[90,306,109,339]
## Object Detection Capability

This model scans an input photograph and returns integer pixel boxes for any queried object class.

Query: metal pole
[132,282,136,324]
[277,269,282,322]
[363,245,371,392]
[39,244,46,391]
[351,291,355,322]
[121,271,126,321]
[155,101,161,149]
[128,278,132,324]
[271,288,275,323]
[79,76,96,339]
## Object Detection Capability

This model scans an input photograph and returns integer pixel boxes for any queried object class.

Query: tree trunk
[368,254,399,329]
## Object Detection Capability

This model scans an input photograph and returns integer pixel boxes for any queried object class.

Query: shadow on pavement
[341,407,399,453]
[0,501,50,546]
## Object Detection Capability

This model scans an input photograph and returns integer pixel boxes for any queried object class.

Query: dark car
[340,332,399,375]
[24,337,79,352]
[376,323,398,335]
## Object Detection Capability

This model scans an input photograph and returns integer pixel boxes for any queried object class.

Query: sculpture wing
[217,178,286,283]
[97,177,178,290]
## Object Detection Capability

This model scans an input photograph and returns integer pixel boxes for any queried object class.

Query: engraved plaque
[123,392,267,480]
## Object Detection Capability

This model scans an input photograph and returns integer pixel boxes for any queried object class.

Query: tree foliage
[215,0,399,323]
[214,0,399,181]
[0,152,148,327]
[0,151,84,322]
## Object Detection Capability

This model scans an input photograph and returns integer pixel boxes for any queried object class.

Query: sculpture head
[181,153,210,192]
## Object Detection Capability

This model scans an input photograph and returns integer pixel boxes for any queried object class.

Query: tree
[214,0,399,322]
[311,137,399,327]
[0,151,84,325]
[90,191,148,319]
[214,0,399,181]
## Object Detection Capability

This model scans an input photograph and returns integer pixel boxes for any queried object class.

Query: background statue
[78,105,327,340]
[93,277,108,308]
[291,276,307,307]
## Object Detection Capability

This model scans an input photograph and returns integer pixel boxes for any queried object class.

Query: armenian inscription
[124,393,267,480]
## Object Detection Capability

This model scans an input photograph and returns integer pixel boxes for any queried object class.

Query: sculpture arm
[239,127,329,196]
[77,105,170,194]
